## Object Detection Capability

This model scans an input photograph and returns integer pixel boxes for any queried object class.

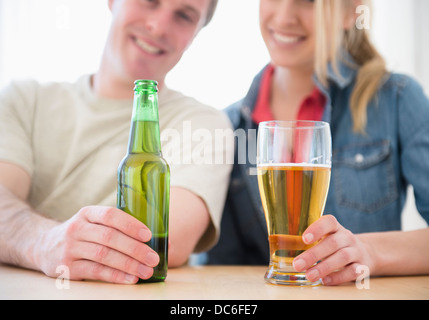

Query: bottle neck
[128,82,161,154]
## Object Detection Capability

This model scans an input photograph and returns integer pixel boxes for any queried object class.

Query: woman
[207,0,429,286]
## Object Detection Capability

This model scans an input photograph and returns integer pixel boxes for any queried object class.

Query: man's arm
[0,162,30,200]
[168,187,210,267]
[0,162,160,284]
[0,162,51,270]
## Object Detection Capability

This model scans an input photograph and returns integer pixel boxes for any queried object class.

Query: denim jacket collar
[317,51,359,90]
[314,51,359,123]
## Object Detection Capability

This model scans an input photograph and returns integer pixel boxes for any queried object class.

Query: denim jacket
[207,58,429,265]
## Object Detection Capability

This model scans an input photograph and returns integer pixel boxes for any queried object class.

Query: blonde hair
[314,0,387,133]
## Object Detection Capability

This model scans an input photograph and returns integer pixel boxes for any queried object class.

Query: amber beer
[257,164,331,283]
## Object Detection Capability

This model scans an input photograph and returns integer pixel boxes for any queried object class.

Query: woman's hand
[292,215,376,286]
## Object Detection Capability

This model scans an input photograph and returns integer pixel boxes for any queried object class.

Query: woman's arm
[292,215,429,286]
[358,228,429,276]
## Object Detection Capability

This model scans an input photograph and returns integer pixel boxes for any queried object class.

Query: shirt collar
[239,51,358,124]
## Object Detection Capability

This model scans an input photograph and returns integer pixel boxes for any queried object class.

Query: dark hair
[204,0,218,26]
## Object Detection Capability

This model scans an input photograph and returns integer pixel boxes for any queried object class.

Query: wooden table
[1,264,428,300]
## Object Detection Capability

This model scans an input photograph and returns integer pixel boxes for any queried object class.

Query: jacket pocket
[332,140,398,214]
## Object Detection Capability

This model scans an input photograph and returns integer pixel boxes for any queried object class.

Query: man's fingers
[75,222,159,267]
[71,241,155,280]
[70,260,140,284]
[80,206,152,242]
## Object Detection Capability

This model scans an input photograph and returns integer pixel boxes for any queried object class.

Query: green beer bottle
[117,80,170,283]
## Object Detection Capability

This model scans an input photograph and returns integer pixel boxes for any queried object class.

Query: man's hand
[34,206,160,284]
[0,162,212,283]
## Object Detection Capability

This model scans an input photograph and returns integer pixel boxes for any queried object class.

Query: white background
[0,0,427,230]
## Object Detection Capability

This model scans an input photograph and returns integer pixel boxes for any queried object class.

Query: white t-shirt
[0,75,233,252]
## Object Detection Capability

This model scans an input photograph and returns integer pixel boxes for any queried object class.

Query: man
[0,0,232,284]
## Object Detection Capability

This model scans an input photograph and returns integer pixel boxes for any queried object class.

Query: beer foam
[257,163,331,168]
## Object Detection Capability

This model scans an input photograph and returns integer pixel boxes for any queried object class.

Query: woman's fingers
[292,214,372,286]
[301,215,340,245]
[321,263,364,286]
[304,247,358,282]
[293,229,354,272]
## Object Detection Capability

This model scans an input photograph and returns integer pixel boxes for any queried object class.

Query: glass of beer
[257,121,331,286]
